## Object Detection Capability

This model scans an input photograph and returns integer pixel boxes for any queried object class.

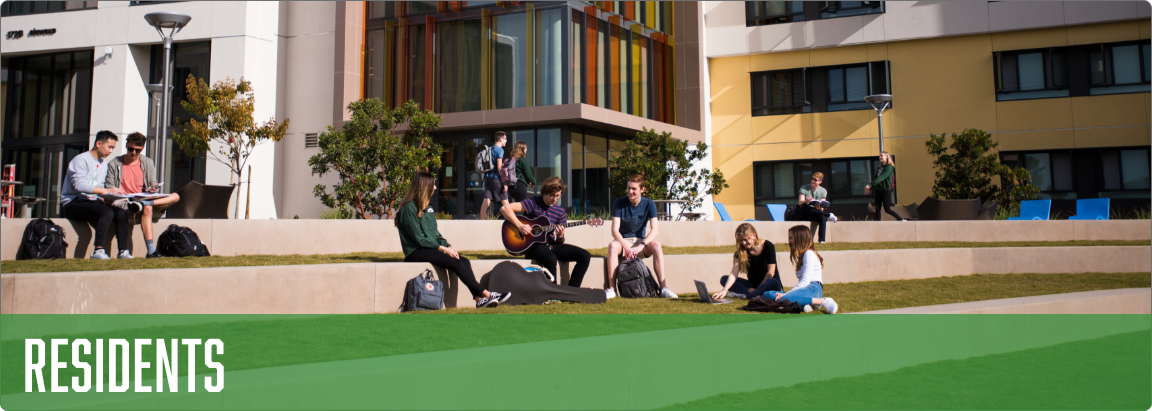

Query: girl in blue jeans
[764,225,839,314]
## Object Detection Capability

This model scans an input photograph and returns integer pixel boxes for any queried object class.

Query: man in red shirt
[105,132,182,258]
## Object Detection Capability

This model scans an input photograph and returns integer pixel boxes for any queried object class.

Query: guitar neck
[541,220,587,233]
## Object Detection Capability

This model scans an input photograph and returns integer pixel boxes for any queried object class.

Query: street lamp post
[864,94,892,152]
[144,12,191,194]
[144,84,169,161]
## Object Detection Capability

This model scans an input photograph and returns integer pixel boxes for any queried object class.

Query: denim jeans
[764,282,823,306]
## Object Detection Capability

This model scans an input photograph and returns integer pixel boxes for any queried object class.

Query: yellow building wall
[709,22,1152,221]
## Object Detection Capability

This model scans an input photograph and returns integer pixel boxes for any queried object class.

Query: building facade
[1,1,707,220]
[704,1,1151,220]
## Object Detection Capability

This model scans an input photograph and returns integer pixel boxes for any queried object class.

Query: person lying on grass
[396,171,511,308]
[712,222,783,301]
[763,225,839,314]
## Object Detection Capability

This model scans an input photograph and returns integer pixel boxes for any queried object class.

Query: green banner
[2,314,1149,410]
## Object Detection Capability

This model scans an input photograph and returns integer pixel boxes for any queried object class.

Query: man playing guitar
[499,177,592,288]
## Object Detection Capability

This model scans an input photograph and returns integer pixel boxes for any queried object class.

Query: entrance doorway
[3,141,86,218]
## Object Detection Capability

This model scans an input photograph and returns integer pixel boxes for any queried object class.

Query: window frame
[1098,147,1152,193]
[750,68,809,116]
[746,1,884,27]
[1,1,96,16]
[751,61,890,117]
[993,47,1070,101]
[745,1,807,26]
[753,157,880,206]
[1001,150,1078,199]
[1088,41,1152,95]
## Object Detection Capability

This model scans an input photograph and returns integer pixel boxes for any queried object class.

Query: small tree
[174,75,289,219]
[925,128,1039,212]
[308,99,442,219]
[607,128,728,216]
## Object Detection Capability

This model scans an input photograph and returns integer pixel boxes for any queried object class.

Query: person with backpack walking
[500,177,593,288]
[397,172,511,308]
[105,132,182,258]
[59,130,135,260]
[865,151,905,221]
[605,174,675,299]
[507,140,536,203]
[763,225,839,314]
[711,223,783,301]
[478,131,508,220]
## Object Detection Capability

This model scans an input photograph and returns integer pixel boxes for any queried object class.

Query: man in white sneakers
[59,131,135,259]
[106,132,182,258]
[605,174,675,299]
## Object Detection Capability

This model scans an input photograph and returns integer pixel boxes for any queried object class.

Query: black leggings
[523,243,591,288]
[511,181,530,203]
[798,206,828,242]
[873,190,902,221]
[404,248,485,299]
[63,200,131,252]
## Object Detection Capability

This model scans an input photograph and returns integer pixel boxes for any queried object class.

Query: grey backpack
[399,269,444,312]
[615,258,658,298]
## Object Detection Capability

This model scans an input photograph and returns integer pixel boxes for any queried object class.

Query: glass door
[462,135,488,218]
[435,139,459,218]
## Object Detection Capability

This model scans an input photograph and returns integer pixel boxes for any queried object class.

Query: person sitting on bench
[797,172,836,244]
[60,130,134,259]
[396,171,511,308]
[105,132,182,258]
[605,174,675,299]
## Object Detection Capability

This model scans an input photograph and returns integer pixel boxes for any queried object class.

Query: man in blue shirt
[479,131,508,219]
[605,174,675,299]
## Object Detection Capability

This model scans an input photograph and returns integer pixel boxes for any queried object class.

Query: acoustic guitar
[502,215,604,255]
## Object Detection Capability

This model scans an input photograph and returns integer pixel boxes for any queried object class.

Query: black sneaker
[476,296,498,308]
[490,291,512,304]
[146,251,164,258]
[126,201,143,215]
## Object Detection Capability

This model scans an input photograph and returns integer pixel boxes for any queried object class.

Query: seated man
[105,132,181,258]
[797,172,837,244]
[500,177,592,288]
[60,130,134,259]
[605,175,675,299]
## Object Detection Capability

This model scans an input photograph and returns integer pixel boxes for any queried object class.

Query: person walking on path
[865,151,905,221]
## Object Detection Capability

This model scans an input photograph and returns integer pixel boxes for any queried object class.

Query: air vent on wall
[304,133,318,148]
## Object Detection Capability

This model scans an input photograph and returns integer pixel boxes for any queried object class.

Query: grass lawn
[418,272,1150,314]
[1,240,1146,274]
[661,330,1151,410]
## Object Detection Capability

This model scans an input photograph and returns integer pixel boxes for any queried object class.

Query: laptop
[695,280,732,305]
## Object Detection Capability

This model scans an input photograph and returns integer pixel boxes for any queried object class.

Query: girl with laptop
[711,223,783,301]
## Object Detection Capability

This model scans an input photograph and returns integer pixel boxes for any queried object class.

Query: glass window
[620,29,631,115]
[1111,45,1141,85]
[535,8,563,107]
[409,25,427,110]
[408,1,437,14]
[439,19,482,113]
[849,160,871,196]
[494,13,528,109]
[1,1,94,16]
[585,130,609,212]
[996,49,1070,101]
[368,2,395,19]
[4,50,93,140]
[1101,150,1121,190]
[536,127,563,202]
[572,10,584,105]
[570,128,586,212]
[751,69,807,116]
[597,19,609,109]
[820,1,884,19]
[1090,42,1152,96]
[772,163,793,198]
[1023,153,1053,191]
[366,29,392,104]
[436,139,458,217]
[746,1,806,26]
[1119,149,1150,190]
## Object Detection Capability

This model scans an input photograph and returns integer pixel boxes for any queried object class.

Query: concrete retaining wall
[3,246,1147,314]
[2,218,1148,260]
[858,288,1152,314]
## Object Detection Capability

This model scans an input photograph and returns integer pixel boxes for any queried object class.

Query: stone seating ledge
[1,219,1149,261]
[2,246,1147,314]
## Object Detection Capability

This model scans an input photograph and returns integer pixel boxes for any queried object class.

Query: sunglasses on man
[126,147,144,154]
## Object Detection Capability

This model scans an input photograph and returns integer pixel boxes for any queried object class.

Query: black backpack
[15,218,68,260]
[615,258,658,298]
[158,224,211,257]
[399,269,445,312]
[742,295,803,313]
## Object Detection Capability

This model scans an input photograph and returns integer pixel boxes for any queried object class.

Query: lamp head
[865,94,892,110]
[144,12,192,30]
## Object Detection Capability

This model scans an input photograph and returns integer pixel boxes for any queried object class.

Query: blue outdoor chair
[714,202,756,222]
[1068,198,1110,220]
[1007,199,1051,220]
[765,204,788,221]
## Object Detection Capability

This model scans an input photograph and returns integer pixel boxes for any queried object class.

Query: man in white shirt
[60,130,138,259]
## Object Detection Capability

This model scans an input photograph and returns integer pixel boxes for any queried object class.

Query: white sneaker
[803,304,813,313]
[117,250,134,259]
[605,289,617,299]
[659,287,677,299]
[828,213,838,222]
[90,249,110,260]
[822,298,839,314]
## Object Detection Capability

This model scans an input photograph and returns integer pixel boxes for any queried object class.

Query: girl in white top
[763,225,839,314]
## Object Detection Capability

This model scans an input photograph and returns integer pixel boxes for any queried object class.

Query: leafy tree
[925,128,1039,212]
[308,99,442,219]
[607,128,728,216]
[174,75,289,219]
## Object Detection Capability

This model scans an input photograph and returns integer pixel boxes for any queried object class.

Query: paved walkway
[855,288,1151,314]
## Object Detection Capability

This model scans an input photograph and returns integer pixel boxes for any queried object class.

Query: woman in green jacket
[865,151,905,221]
[396,172,511,308]
[509,140,536,203]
